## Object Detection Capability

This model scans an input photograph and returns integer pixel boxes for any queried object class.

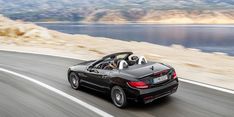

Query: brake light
[172,71,177,79]
[127,81,149,89]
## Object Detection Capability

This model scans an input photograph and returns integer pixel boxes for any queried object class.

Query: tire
[69,72,80,90]
[111,86,127,108]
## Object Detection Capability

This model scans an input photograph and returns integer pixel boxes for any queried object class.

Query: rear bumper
[124,78,179,103]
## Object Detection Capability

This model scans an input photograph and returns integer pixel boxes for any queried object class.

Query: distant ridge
[1,0,234,24]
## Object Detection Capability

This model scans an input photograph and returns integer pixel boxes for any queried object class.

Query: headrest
[138,56,148,64]
[118,60,128,70]
[129,55,139,61]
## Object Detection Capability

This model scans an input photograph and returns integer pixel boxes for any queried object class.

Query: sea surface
[37,23,234,56]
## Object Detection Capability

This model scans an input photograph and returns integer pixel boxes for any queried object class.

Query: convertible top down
[68,52,178,108]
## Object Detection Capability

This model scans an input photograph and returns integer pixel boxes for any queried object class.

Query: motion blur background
[0,1,234,117]
[1,0,234,55]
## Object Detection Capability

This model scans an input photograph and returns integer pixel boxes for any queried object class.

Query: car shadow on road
[78,86,173,110]
[127,96,173,110]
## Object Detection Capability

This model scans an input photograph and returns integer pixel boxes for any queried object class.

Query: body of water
[37,23,234,56]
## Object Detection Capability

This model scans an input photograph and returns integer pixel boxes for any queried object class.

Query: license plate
[153,75,168,83]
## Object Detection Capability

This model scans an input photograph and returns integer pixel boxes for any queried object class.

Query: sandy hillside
[84,10,234,24]
[0,15,234,89]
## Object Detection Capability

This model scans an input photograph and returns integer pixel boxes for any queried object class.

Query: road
[0,51,233,117]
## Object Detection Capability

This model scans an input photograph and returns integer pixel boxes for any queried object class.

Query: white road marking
[1,50,234,95]
[0,68,114,117]
[179,78,234,94]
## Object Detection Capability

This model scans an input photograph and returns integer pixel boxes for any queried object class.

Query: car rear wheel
[111,86,127,108]
[69,72,80,90]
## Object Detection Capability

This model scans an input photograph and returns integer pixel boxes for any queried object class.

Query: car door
[84,68,111,92]
[93,69,111,92]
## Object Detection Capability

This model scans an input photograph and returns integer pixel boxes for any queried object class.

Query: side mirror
[87,66,99,73]
[87,66,93,71]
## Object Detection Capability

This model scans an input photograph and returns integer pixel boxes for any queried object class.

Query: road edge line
[0,67,114,117]
[179,78,234,94]
[0,50,233,95]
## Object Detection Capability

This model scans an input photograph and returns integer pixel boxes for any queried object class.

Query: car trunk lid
[124,62,169,78]
[124,62,173,86]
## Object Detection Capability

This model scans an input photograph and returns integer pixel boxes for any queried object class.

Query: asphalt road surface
[0,51,233,117]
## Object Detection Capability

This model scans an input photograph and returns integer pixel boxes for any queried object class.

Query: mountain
[0,0,234,23]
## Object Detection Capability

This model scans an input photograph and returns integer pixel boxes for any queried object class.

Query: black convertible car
[67,52,178,108]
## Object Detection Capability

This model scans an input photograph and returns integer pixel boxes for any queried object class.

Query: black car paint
[121,62,170,78]
[68,52,179,103]
[124,78,178,103]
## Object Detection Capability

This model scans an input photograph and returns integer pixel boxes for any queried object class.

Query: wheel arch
[109,77,129,93]
[67,70,80,83]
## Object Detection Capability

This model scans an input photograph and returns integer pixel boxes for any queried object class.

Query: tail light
[172,71,177,79]
[127,81,149,89]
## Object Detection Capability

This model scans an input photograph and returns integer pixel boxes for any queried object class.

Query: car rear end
[125,69,179,104]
